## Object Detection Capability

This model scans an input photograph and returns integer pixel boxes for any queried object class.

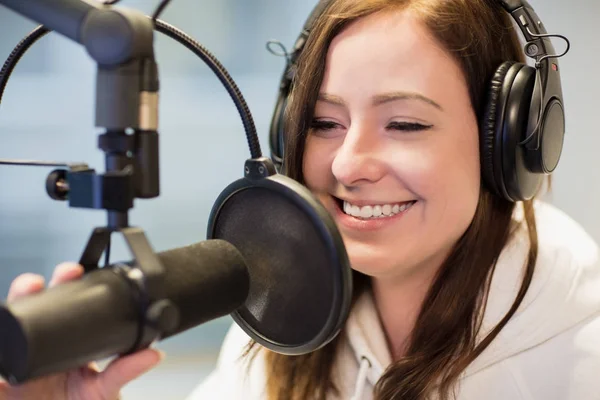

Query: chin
[344,239,446,283]
[349,264,393,279]
[345,245,407,279]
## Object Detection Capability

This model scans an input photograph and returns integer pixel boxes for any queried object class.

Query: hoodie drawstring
[350,356,372,400]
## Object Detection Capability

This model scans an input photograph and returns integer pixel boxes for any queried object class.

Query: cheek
[388,129,480,216]
[422,129,481,230]
[450,128,481,195]
[302,136,333,190]
[433,135,480,195]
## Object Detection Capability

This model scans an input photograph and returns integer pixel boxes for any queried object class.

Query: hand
[0,263,164,400]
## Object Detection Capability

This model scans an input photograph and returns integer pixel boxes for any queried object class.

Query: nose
[331,123,386,187]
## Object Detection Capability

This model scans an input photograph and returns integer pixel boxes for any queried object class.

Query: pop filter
[207,158,352,355]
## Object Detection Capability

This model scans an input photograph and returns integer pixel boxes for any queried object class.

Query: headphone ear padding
[480,61,518,200]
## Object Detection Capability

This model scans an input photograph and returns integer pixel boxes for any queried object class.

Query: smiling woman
[2,0,599,400]
[224,0,600,399]
[286,3,497,398]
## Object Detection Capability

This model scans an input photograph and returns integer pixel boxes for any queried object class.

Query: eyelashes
[309,119,433,133]
[386,121,433,132]
[310,120,340,131]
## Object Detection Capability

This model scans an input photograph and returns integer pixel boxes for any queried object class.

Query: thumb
[98,348,165,397]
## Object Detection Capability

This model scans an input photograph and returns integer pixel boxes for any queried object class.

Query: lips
[330,195,417,231]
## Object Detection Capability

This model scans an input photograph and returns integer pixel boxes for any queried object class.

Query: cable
[0,25,49,106]
[525,27,571,68]
[518,28,571,148]
[104,236,111,267]
[0,159,72,167]
[0,8,262,159]
[152,0,173,23]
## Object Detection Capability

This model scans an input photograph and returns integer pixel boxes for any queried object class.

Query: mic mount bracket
[244,157,277,180]
[80,226,179,350]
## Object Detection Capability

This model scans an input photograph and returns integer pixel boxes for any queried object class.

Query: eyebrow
[317,91,443,111]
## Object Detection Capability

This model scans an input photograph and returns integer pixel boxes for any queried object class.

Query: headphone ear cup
[500,63,540,201]
[481,61,516,200]
[481,61,541,202]
[277,95,289,166]
[269,94,288,171]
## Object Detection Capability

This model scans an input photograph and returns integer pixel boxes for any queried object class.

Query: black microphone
[0,239,249,384]
[0,158,354,385]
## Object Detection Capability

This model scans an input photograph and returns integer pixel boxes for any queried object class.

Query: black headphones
[268,0,570,202]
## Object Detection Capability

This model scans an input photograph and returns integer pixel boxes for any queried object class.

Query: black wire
[104,236,111,267]
[517,28,571,148]
[0,25,49,106]
[0,9,262,159]
[525,27,571,68]
[0,159,69,167]
[152,0,173,23]
[518,71,543,148]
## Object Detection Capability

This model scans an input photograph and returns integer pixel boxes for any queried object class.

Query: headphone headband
[497,0,525,12]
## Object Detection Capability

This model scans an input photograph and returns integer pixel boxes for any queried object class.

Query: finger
[7,273,45,302]
[98,348,165,397]
[49,263,84,287]
[0,380,9,395]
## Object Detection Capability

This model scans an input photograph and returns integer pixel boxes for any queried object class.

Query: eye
[310,119,342,132]
[386,121,433,132]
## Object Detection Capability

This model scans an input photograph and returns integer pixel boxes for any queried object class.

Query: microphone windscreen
[159,239,249,337]
[0,239,249,383]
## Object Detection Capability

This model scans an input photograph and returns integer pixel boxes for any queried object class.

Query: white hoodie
[185,201,600,399]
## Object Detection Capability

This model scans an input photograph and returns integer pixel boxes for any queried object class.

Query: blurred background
[0,0,598,398]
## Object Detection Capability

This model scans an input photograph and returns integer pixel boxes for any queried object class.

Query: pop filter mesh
[212,186,336,347]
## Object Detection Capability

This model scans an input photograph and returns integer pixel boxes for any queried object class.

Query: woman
[2,0,599,399]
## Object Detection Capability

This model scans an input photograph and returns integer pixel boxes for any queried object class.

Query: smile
[331,196,417,231]
[342,200,416,219]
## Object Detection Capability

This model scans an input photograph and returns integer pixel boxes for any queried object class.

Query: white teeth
[373,205,382,217]
[360,205,373,218]
[342,200,414,219]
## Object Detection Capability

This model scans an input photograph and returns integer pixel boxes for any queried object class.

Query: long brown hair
[252,1,540,399]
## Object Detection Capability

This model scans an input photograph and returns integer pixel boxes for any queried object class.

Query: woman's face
[302,9,481,282]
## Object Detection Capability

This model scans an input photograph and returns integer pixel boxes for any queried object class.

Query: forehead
[322,9,464,96]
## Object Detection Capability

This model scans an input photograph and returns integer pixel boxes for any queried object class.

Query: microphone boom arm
[0,0,161,209]
[0,0,173,351]
[0,0,98,44]
[0,0,154,65]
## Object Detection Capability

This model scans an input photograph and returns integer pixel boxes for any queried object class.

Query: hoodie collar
[345,289,390,387]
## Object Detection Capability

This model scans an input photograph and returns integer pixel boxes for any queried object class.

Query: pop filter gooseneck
[0,2,352,357]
